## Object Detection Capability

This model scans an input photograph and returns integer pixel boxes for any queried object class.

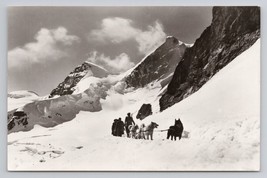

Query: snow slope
[83,61,108,77]
[8,90,40,111]
[8,90,39,98]
[8,40,260,171]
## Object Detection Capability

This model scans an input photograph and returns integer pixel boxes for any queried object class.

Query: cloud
[8,27,80,69]
[90,17,138,43]
[89,17,166,55]
[87,51,134,74]
[135,22,166,54]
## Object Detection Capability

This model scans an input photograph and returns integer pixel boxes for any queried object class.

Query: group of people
[111,113,135,137]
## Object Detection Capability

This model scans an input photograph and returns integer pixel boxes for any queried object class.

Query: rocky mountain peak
[165,36,179,45]
[49,61,108,98]
[160,6,260,111]
[124,36,189,88]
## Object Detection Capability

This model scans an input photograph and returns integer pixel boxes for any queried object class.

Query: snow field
[8,40,260,171]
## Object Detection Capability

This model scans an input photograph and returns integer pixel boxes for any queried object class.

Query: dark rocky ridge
[160,6,260,111]
[125,36,188,88]
[49,62,108,98]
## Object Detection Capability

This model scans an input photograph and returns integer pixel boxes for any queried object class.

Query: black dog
[167,119,184,141]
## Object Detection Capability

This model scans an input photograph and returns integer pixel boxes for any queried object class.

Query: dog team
[111,112,184,141]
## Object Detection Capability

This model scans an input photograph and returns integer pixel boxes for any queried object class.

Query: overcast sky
[8,6,212,96]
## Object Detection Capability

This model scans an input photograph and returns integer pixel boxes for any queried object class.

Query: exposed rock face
[125,36,189,88]
[160,6,260,111]
[8,111,28,131]
[49,62,108,98]
[136,104,152,120]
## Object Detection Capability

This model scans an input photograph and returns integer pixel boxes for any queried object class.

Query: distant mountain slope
[49,62,108,98]
[8,90,40,111]
[125,36,190,88]
[8,90,39,99]
[160,6,260,111]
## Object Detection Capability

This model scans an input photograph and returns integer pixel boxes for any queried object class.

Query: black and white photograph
[7,6,260,171]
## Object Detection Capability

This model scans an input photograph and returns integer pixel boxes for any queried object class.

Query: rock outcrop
[160,6,260,111]
[136,104,152,120]
[125,36,189,88]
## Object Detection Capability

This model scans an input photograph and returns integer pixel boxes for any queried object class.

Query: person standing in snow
[111,119,118,136]
[125,113,135,137]
[116,118,124,137]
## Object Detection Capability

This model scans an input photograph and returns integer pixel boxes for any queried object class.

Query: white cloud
[135,22,166,54]
[90,17,138,43]
[8,27,80,68]
[89,17,166,55]
[87,51,134,74]
[52,27,80,45]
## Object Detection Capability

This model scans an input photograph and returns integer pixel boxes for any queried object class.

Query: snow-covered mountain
[160,6,260,111]
[125,36,189,89]
[7,6,260,171]
[7,62,111,133]
[7,6,260,133]
[49,35,189,100]
[8,6,260,132]
[8,39,260,170]
[8,35,189,132]
[49,61,108,98]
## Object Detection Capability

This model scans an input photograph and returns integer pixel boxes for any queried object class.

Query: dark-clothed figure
[125,113,135,137]
[116,118,124,137]
[111,119,118,136]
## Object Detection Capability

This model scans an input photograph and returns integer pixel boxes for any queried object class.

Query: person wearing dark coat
[111,119,118,136]
[116,118,124,137]
[125,113,135,137]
